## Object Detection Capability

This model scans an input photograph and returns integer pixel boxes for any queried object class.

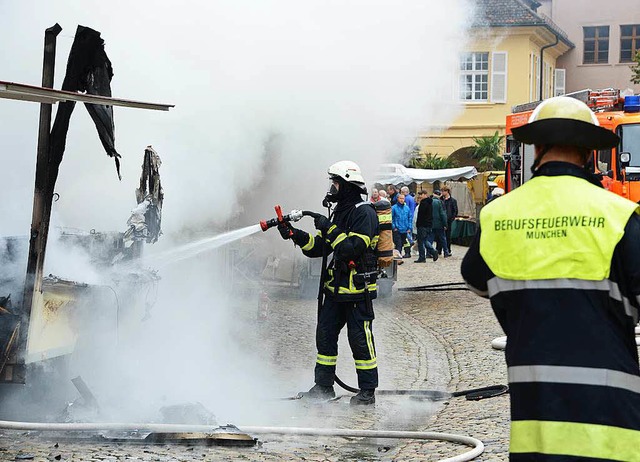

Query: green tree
[408,153,458,169]
[631,49,640,85]
[472,131,505,171]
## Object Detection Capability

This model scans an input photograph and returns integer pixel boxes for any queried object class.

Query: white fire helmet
[327,160,367,193]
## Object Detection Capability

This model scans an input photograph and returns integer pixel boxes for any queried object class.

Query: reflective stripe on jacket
[462,162,640,461]
[297,201,379,301]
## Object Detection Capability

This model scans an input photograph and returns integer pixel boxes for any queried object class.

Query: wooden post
[18,24,63,370]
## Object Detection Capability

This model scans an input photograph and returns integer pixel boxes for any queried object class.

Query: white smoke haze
[0,0,474,425]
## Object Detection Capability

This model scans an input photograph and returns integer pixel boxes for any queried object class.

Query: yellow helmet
[512,96,619,149]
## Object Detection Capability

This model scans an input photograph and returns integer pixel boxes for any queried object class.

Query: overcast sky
[0,0,473,236]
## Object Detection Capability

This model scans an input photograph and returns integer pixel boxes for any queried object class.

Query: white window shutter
[535,55,541,100]
[544,62,551,99]
[554,68,566,96]
[491,51,508,103]
[529,53,535,102]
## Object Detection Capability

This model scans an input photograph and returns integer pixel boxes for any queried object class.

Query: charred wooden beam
[18,24,63,376]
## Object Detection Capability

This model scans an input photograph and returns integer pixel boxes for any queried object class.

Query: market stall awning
[0,80,173,111]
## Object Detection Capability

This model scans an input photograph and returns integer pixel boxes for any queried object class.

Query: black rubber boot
[305,384,336,400]
[350,389,375,406]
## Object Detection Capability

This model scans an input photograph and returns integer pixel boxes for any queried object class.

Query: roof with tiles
[472,0,574,47]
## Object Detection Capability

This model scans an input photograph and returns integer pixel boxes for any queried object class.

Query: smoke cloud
[0,0,473,425]
[0,0,473,232]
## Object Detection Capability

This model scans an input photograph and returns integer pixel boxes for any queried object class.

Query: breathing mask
[324,177,343,205]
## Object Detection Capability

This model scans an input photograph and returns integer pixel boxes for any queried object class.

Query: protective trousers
[315,296,378,390]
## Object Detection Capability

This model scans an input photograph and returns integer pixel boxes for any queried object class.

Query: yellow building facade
[420,10,573,159]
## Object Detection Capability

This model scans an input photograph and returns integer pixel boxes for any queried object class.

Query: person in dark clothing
[431,190,450,257]
[461,96,640,459]
[414,191,438,262]
[438,185,458,256]
[386,185,399,205]
[278,160,379,406]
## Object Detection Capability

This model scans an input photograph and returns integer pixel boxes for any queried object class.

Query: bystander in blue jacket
[392,194,413,258]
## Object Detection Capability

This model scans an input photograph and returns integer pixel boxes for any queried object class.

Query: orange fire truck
[505,89,640,202]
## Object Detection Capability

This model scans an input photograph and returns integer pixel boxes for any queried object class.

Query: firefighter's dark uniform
[292,196,380,390]
[462,162,640,460]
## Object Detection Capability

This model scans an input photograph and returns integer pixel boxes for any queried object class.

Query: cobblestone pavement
[0,245,511,461]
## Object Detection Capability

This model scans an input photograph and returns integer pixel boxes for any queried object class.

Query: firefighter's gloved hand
[314,215,333,232]
[278,222,293,240]
[291,228,308,247]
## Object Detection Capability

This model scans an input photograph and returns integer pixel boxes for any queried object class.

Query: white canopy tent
[375,163,478,186]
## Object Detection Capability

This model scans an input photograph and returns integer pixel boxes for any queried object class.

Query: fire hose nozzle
[259,206,304,232]
[259,218,278,232]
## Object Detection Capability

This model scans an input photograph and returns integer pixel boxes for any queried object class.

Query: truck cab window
[620,124,640,164]
[596,149,612,172]
[619,124,640,179]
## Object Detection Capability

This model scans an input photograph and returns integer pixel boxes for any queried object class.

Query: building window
[583,26,609,64]
[459,52,489,101]
[554,68,566,96]
[620,24,640,63]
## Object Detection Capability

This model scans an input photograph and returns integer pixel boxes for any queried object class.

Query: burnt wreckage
[0,24,171,388]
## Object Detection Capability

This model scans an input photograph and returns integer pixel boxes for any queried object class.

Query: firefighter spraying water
[260,161,382,405]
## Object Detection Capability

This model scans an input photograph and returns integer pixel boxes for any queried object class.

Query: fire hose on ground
[0,420,484,462]
[398,282,469,292]
[332,377,508,401]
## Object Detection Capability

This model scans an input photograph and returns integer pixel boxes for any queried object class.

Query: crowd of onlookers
[370,184,458,263]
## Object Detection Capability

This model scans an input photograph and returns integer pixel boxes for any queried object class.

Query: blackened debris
[49,25,121,184]
[136,146,163,243]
